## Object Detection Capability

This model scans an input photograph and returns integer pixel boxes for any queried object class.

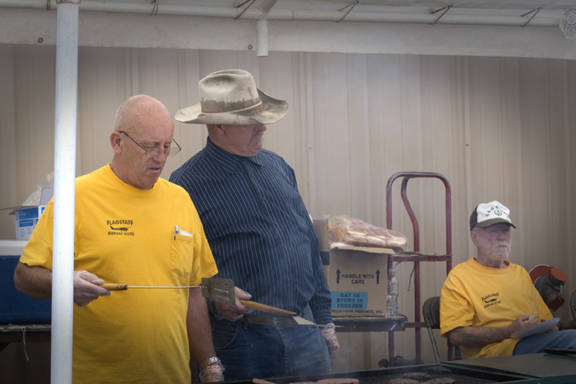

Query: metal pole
[256,18,268,57]
[52,1,79,383]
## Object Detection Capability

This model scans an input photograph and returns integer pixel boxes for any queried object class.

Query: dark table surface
[446,352,576,384]
[0,323,51,351]
[333,315,407,332]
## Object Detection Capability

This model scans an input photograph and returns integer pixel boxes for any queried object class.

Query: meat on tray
[387,379,420,384]
[288,379,360,384]
[253,379,277,384]
[424,366,452,375]
[425,378,456,384]
[387,375,456,384]
[328,216,408,250]
[401,373,432,380]
[253,378,360,384]
[317,379,360,384]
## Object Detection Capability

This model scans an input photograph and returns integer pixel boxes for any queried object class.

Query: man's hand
[199,362,225,382]
[321,325,340,361]
[507,314,540,336]
[448,314,540,349]
[73,270,111,307]
[562,320,576,330]
[214,286,253,322]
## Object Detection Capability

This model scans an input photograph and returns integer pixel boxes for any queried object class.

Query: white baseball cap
[469,200,516,231]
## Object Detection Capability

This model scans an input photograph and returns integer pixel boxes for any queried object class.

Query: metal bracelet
[199,356,221,371]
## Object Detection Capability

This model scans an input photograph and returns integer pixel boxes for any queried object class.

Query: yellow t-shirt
[20,164,218,384]
[440,258,552,359]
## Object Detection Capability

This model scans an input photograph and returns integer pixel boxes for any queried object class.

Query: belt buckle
[271,316,283,330]
[271,316,291,330]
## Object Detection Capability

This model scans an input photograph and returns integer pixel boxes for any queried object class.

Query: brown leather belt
[240,315,297,330]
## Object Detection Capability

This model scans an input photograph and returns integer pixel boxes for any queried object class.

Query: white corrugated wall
[1,46,575,371]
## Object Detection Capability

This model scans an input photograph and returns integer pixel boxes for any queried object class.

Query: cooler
[0,240,51,324]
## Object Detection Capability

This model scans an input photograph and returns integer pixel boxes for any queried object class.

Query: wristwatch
[199,357,221,370]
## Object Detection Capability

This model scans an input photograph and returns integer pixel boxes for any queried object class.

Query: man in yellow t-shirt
[440,201,576,359]
[14,95,224,383]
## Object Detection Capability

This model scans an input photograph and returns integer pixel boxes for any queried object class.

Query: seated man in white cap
[170,69,339,380]
[440,201,576,359]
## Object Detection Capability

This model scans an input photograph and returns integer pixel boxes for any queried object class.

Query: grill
[225,364,539,384]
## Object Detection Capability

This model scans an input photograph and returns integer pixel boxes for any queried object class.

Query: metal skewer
[130,286,201,289]
[101,284,203,290]
[100,278,319,321]
[101,278,237,307]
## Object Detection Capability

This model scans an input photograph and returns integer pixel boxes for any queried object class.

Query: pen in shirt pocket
[174,225,193,239]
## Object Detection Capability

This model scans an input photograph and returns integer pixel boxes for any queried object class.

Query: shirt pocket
[171,233,194,277]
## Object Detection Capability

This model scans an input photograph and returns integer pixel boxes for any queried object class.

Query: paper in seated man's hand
[73,270,111,307]
[508,314,540,337]
[525,312,557,333]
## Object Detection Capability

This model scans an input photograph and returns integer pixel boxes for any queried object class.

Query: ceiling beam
[0,0,563,27]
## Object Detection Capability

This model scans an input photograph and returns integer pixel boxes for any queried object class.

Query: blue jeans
[513,329,576,354]
[211,308,332,381]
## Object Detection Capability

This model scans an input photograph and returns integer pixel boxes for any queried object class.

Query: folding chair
[423,296,442,364]
[571,289,576,321]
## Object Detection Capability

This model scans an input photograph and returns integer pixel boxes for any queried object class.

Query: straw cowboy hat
[175,69,288,125]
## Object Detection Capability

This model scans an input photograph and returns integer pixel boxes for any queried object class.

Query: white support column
[257,18,268,57]
[51,1,79,383]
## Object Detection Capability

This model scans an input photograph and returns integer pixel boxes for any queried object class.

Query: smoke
[331,341,356,373]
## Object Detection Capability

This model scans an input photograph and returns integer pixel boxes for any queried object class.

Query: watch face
[200,357,221,370]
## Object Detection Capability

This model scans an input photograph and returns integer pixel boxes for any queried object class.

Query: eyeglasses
[120,131,181,158]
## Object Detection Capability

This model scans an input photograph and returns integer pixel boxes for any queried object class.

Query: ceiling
[112,0,573,15]
[2,0,573,25]
[113,0,573,11]
[1,0,575,59]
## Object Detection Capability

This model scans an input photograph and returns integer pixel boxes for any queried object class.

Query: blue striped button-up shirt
[170,138,332,324]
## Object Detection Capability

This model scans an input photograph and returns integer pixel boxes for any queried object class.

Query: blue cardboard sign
[331,291,368,310]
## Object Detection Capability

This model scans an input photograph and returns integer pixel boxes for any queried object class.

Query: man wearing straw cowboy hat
[440,200,576,360]
[170,69,340,380]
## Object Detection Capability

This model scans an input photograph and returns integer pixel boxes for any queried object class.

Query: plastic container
[386,267,399,316]
[0,255,51,324]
